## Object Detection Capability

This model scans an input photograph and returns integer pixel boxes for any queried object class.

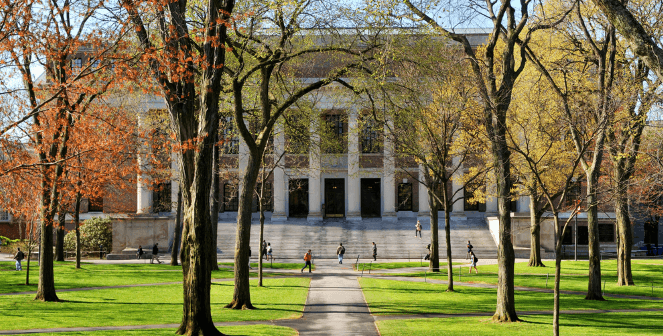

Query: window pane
[578,226,589,245]
[397,183,412,211]
[598,223,614,243]
[224,184,239,211]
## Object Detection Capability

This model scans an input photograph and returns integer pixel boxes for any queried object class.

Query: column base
[271,212,287,222]
[347,212,362,221]
[450,211,467,220]
[307,212,323,222]
[381,212,397,221]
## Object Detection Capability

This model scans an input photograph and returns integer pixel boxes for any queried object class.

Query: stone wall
[111,215,175,253]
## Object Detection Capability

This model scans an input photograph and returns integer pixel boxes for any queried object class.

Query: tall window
[222,116,239,154]
[152,182,172,213]
[397,183,413,211]
[598,223,615,243]
[566,182,582,207]
[0,211,9,221]
[255,182,273,211]
[361,119,381,153]
[71,58,82,69]
[464,181,485,211]
[324,114,345,153]
[224,183,239,211]
[578,226,589,245]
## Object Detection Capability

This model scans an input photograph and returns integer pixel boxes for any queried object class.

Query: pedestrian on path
[266,243,273,262]
[262,240,267,260]
[372,242,377,261]
[137,245,143,259]
[415,220,422,238]
[469,251,478,274]
[14,247,24,271]
[301,249,312,273]
[337,243,345,264]
[424,244,431,260]
[466,240,473,260]
[248,248,252,269]
[151,243,162,264]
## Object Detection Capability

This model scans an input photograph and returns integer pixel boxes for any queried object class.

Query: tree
[221,0,379,309]
[591,0,663,82]
[123,0,235,333]
[399,0,564,321]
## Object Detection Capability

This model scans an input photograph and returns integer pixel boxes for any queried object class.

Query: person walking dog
[301,249,312,273]
[337,243,345,264]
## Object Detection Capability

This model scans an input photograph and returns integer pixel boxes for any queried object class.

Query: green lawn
[385,260,663,298]
[0,277,309,330]
[352,261,459,271]
[376,311,663,336]
[0,261,291,294]
[26,326,297,336]
[359,278,661,316]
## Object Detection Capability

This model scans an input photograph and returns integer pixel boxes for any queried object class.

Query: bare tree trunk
[585,176,605,300]
[74,192,81,269]
[528,194,545,267]
[258,207,265,287]
[226,154,260,309]
[553,215,563,336]
[444,201,453,291]
[55,204,66,262]
[428,187,440,273]
[615,186,634,285]
[171,191,182,266]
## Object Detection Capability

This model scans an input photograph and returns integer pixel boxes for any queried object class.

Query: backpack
[15,251,24,260]
[340,246,345,254]
[474,255,479,262]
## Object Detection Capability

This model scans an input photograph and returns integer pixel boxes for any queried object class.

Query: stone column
[136,109,153,214]
[308,118,323,221]
[418,164,430,218]
[272,121,287,221]
[485,177,498,214]
[382,118,396,220]
[347,111,361,221]
[170,152,180,213]
[451,156,465,216]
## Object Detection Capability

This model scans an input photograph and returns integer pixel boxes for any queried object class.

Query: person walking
[137,245,144,260]
[415,220,422,238]
[424,243,431,260]
[301,249,312,273]
[372,242,377,261]
[469,251,479,274]
[266,243,273,262]
[248,248,252,269]
[336,243,345,264]
[261,240,268,260]
[466,240,473,260]
[14,248,24,271]
[151,243,162,264]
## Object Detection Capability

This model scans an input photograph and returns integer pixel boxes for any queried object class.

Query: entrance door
[361,178,381,217]
[325,178,345,218]
[289,179,309,217]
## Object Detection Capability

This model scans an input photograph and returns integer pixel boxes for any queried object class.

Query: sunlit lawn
[376,311,663,336]
[0,277,309,330]
[26,326,297,336]
[352,261,460,271]
[382,260,663,298]
[359,277,662,316]
[219,262,315,270]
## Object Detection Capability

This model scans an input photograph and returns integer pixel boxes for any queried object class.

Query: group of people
[422,240,479,274]
[136,244,162,264]
[300,241,378,272]
[261,240,273,262]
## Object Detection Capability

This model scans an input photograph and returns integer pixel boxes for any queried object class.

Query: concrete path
[274,259,379,336]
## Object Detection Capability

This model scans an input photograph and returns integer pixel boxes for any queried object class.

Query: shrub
[63,217,112,252]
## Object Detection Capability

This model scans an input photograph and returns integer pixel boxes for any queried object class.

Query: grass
[25,326,297,336]
[219,262,316,270]
[0,277,309,330]
[384,260,663,298]
[359,277,662,316]
[376,311,663,336]
[0,261,292,294]
[352,261,459,271]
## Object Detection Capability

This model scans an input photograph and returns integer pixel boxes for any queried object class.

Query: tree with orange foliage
[0,0,136,302]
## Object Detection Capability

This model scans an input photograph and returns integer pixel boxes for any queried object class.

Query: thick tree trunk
[428,187,440,272]
[171,191,182,266]
[35,195,58,301]
[528,195,544,267]
[74,192,81,269]
[226,154,260,309]
[615,187,634,286]
[55,205,66,262]
[585,176,604,300]
[176,128,221,335]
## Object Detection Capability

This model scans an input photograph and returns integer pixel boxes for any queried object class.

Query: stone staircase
[215,216,498,261]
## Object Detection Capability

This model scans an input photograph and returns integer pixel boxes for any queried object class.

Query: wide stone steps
[215,217,498,260]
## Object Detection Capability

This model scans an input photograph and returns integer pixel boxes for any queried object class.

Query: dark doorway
[325,178,345,218]
[289,179,309,217]
[361,178,381,217]
[645,221,659,246]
